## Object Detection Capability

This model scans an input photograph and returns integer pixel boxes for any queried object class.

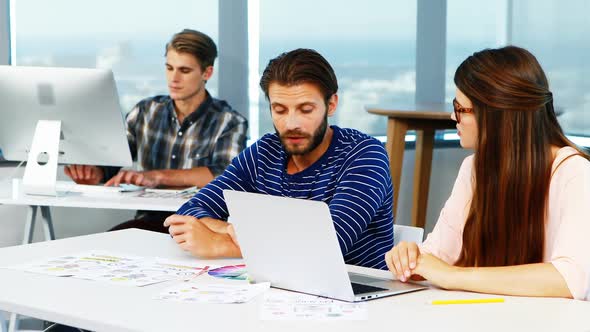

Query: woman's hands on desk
[164,215,242,259]
[386,241,573,298]
[64,165,104,185]
[385,241,459,289]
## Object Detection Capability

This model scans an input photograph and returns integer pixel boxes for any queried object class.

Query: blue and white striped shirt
[177,126,394,269]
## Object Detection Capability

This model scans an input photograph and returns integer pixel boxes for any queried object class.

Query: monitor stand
[22,120,61,196]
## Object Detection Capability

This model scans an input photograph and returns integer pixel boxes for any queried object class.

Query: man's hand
[105,170,162,188]
[164,214,241,258]
[64,165,104,185]
[227,223,239,246]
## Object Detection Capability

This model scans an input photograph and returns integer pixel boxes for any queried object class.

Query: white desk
[0,229,588,332]
[0,180,185,244]
[0,180,186,212]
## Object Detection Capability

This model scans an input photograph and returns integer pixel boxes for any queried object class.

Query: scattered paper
[261,292,368,320]
[131,190,196,200]
[6,251,210,287]
[154,282,270,304]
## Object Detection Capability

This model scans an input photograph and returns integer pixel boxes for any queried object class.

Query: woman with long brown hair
[385,46,590,299]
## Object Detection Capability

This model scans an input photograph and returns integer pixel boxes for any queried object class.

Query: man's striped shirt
[177,126,394,269]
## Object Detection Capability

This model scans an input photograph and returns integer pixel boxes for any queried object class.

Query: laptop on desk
[223,190,427,302]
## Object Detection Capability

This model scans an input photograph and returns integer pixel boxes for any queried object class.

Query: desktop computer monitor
[0,65,132,166]
[0,65,133,195]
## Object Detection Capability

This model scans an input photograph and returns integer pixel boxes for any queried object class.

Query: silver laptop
[223,190,427,302]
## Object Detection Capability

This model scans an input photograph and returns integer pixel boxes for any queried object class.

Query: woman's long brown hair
[454,46,589,267]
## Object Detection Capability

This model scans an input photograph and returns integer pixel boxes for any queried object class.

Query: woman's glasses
[452,98,473,124]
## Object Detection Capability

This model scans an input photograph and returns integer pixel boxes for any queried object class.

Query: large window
[14,0,218,113]
[445,0,506,101]
[445,0,590,138]
[257,0,417,136]
[511,0,590,137]
[6,1,590,142]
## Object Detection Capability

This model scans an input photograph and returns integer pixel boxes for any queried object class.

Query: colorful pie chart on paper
[207,264,248,280]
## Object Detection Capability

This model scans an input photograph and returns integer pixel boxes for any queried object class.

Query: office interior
[2,0,590,250]
[2,0,589,248]
[0,0,589,328]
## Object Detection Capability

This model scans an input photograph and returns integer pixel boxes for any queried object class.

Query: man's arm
[105,167,214,188]
[165,215,241,258]
[328,140,393,256]
[166,141,259,258]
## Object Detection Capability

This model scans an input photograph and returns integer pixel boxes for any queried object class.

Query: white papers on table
[133,186,199,199]
[154,281,270,304]
[5,251,210,287]
[260,291,368,321]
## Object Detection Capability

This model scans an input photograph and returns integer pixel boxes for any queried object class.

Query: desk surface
[0,229,587,332]
[0,181,185,211]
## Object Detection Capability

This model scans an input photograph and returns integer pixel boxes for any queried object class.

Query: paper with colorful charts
[154,281,270,304]
[4,251,212,287]
[261,290,368,321]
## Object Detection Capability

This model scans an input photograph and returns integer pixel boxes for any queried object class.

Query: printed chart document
[4,251,210,287]
[154,281,270,304]
[261,291,368,321]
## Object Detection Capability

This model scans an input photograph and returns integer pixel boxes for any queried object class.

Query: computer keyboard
[55,181,124,194]
[351,282,388,295]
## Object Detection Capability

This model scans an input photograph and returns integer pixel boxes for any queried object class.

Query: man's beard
[275,114,328,156]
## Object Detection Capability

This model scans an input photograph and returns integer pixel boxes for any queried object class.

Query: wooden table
[367,103,456,228]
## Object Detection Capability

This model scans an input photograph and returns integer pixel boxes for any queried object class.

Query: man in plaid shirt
[64,29,248,233]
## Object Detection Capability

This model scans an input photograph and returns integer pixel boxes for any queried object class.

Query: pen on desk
[184,265,210,282]
[431,298,504,305]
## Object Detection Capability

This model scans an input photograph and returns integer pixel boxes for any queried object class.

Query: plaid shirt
[103,92,248,180]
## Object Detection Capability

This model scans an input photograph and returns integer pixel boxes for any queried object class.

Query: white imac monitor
[0,65,133,195]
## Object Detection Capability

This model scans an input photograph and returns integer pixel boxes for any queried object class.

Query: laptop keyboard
[351,282,388,295]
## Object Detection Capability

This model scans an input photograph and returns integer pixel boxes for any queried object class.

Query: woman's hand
[385,241,422,282]
[412,253,460,289]
[385,241,459,289]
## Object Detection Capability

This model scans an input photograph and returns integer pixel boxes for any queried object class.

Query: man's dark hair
[259,48,338,104]
[165,29,217,70]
